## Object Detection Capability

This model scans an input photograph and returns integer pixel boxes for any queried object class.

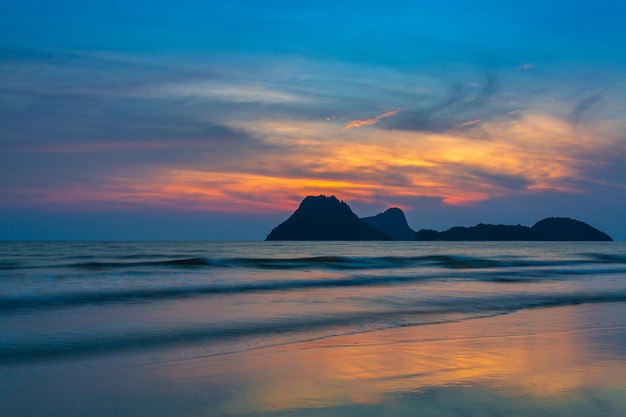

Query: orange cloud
[343,109,399,130]
[455,119,481,129]
[126,114,602,209]
[5,110,618,213]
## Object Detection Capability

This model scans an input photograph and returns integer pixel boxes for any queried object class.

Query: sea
[2,240,626,364]
[2,240,626,416]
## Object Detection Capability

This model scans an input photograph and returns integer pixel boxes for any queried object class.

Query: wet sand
[3,302,626,416]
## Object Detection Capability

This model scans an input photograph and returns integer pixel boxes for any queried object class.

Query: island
[415,217,613,241]
[361,207,416,240]
[265,195,393,240]
[266,195,613,241]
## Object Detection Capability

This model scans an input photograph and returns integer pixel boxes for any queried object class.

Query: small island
[415,218,613,241]
[266,195,613,241]
[265,195,393,240]
[361,207,416,241]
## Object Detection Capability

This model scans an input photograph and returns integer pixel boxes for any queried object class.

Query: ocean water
[2,241,626,416]
[2,240,626,364]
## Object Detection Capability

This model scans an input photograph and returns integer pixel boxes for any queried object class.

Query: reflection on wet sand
[3,304,626,417]
[158,303,626,415]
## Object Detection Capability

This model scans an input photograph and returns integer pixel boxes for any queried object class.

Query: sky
[1,0,626,240]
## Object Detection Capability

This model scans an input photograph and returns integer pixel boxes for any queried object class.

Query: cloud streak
[343,109,399,129]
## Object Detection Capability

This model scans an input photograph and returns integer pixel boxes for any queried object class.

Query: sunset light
[3,3,626,416]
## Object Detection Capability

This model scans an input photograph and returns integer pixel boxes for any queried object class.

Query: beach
[2,241,626,416]
[3,302,626,416]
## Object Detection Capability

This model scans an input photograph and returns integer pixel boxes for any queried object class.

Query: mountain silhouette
[530,217,612,241]
[361,208,416,240]
[415,217,612,241]
[265,195,393,240]
[266,196,612,242]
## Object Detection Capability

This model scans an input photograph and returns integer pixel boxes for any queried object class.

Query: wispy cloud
[455,119,481,129]
[343,109,399,130]
[571,92,603,126]
[1,50,625,217]
[148,82,308,104]
[8,141,204,153]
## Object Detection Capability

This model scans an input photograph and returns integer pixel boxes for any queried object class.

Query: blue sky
[2,1,626,240]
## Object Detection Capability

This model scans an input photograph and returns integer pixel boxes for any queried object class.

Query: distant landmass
[266,195,613,241]
[265,195,392,240]
[361,208,416,240]
[415,217,613,241]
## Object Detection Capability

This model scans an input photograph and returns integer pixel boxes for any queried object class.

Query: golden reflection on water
[161,304,626,414]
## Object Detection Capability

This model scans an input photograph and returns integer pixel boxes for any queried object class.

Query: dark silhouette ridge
[530,217,612,241]
[266,196,612,242]
[415,217,612,241]
[266,195,393,241]
[361,208,416,241]
[415,224,533,241]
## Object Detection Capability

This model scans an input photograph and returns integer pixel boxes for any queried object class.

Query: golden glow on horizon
[5,111,616,212]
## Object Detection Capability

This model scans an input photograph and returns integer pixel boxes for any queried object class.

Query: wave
[0,274,445,311]
[0,260,22,270]
[5,253,626,272]
[4,264,626,312]
[4,291,626,365]
[74,257,212,269]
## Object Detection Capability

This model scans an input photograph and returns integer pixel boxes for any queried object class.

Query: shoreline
[3,302,626,416]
